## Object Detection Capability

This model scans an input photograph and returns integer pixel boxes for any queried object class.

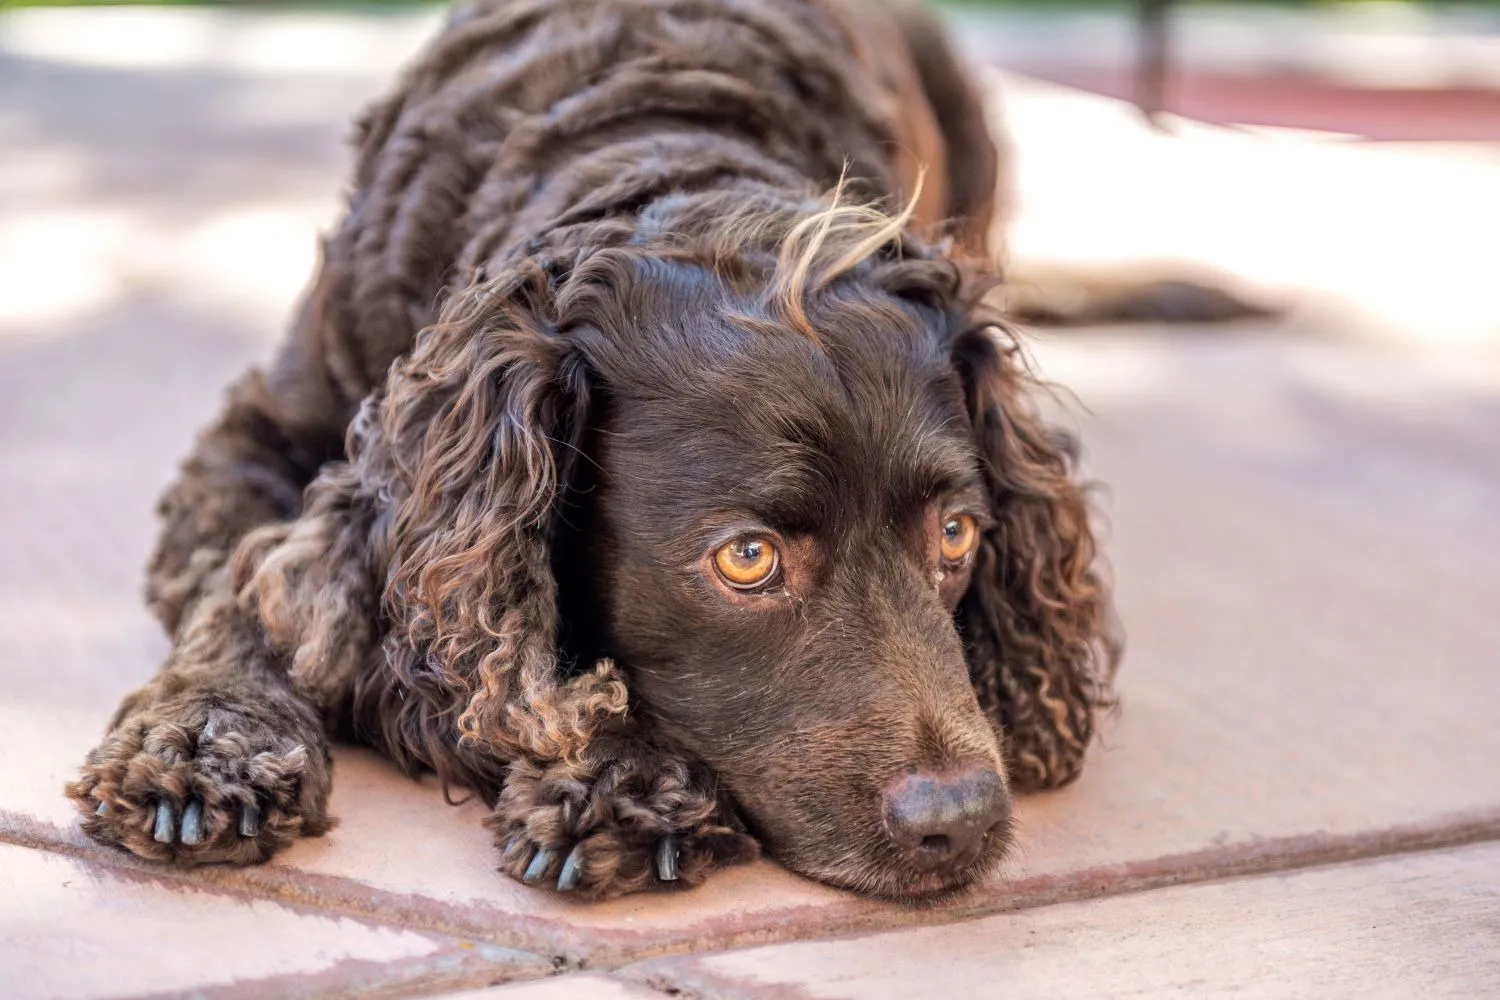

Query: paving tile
[13,328,1491,966]
[1006,331,1500,874]
[2,5,1499,975]
[624,842,1500,999]
[0,843,548,1000]
[437,973,662,999]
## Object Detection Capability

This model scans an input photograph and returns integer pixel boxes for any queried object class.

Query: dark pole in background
[1137,0,1172,129]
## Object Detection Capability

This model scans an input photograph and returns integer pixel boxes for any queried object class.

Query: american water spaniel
[68,0,1119,900]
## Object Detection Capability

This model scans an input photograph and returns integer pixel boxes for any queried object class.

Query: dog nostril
[882,766,1010,875]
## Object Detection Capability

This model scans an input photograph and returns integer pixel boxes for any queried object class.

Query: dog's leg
[145,249,405,637]
[145,370,338,637]
[488,722,759,899]
[67,567,333,864]
[68,451,391,862]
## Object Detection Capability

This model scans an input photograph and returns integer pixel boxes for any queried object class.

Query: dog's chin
[784,831,1012,904]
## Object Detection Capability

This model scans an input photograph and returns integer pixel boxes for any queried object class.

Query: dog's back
[306,0,987,390]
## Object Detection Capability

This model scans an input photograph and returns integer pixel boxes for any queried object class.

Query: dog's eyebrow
[903,436,984,495]
[727,441,836,525]
[874,400,984,495]
[720,427,983,531]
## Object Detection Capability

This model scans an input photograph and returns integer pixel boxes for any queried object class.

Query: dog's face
[557,257,1013,898]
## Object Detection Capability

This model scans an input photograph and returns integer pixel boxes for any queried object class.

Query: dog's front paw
[488,749,758,899]
[66,697,331,865]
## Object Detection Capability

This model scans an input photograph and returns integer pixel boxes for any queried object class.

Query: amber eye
[713,536,780,590]
[939,514,978,565]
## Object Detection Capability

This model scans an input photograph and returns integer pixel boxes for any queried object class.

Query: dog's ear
[950,318,1120,791]
[374,260,628,776]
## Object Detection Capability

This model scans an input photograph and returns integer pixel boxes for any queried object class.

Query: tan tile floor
[619,844,1500,998]
[1,844,547,1000]
[2,8,1497,999]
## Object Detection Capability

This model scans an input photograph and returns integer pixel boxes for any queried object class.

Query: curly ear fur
[952,317,1121,791]
[232,459,382,710]
[375,264,631,768]
[236,261,628,797]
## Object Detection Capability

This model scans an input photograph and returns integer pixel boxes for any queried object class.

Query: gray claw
[152,801,175,844]
[557,844,586,892]
[239,802,261,838]
[500,835,527,864]
[656,835,680,882]
[523,846,556,884]
[180,800,204,846]
[95,800,108,817]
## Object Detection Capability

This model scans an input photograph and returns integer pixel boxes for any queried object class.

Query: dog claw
[239,802,261,838]
[656,835,680,882]
[523,847,556,884]
[500,835,527,864]
[152,801,175,844]
[557,844,586,892]
[180,800,204,846]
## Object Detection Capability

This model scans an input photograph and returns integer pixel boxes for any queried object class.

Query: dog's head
[375,190,1115,899]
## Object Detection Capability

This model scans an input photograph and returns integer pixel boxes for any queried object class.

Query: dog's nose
[881,767,1011,873]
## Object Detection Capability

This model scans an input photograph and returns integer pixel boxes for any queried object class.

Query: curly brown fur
[952,317,1121,790]
[70,0,1118,900]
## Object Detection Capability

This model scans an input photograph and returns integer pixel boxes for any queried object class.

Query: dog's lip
[863,865,994,905]
[793,834,1005,902]
[896,857,997,898]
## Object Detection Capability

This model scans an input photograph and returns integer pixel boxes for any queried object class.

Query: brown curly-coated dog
[67,0,1118,900]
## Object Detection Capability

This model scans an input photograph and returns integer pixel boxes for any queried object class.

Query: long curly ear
[235,262,627,796]
[952,320,1120,791]
[369,263,627,782]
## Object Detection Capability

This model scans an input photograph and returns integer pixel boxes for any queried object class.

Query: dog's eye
[939,515,978,565]
[714,536,780,589]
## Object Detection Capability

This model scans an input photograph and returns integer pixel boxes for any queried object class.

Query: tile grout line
[616,810,1500,1000]
[121,946,564,1000]
[5,805,1500,974]
[0,809,573,953]
[0,812,568,1000]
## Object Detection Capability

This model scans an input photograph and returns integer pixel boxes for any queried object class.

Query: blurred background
[4,0,1499,350]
